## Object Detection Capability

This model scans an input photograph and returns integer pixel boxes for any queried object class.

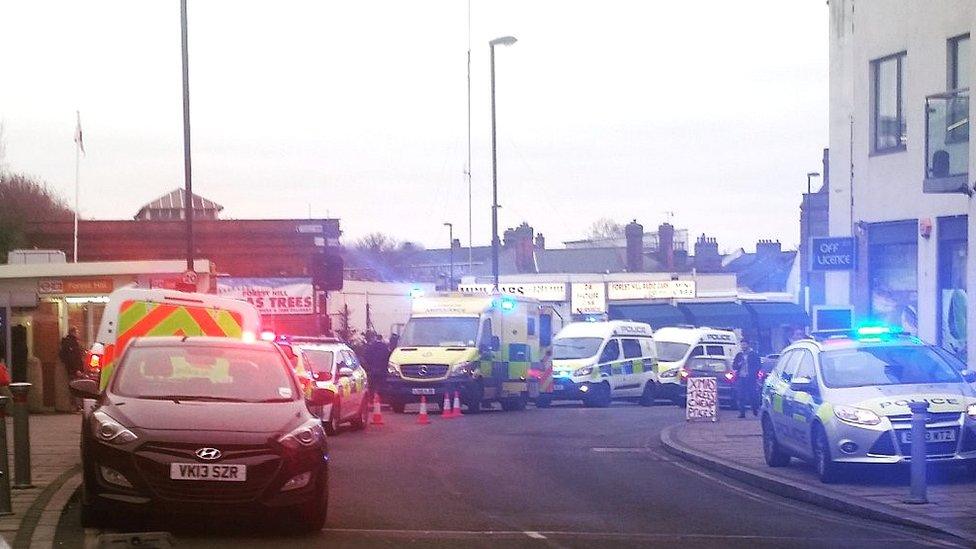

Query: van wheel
[463,385,484,414]
[813,424,840,483]
[762,415,790,467]
[324,402,341,436]
[585,383,612,408]
[639,382,657,407]
[535,395,552,409]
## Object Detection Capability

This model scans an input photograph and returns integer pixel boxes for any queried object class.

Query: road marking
[523,531,546,539]
[589,447,650,453]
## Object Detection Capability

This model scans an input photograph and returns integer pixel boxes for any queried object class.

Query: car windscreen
[302,349,335,374]
[399,317,479,347]
[552,337,604,360]
[113,345,298,402]
[656,342,691,362]
[821,345,964,388]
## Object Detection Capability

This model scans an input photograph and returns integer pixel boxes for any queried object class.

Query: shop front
[866,221,919,334]
[938,216,967,360]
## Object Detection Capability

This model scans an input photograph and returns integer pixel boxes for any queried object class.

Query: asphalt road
[56,402,965,548]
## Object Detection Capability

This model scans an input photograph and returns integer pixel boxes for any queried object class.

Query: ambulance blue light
[409,288,425,299]
[500,298,516,312]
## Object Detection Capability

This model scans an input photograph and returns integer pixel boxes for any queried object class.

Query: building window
[937,216,967,361]
[868,222,918,335]
[949,34,970,90]
[872,52,906,153]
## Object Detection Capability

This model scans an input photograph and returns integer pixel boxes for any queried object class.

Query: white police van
[653,326,739,405]
[550,321,658,407]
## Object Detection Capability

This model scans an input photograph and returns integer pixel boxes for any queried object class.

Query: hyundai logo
[195,447,222,461]
[418,366,429,376]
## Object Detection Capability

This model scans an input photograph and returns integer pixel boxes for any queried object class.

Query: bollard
[904,401,929,504]
[0,396,12,515]
[9,382,33,489]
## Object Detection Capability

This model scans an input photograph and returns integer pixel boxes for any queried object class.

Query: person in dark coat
[732,338,762,418]
[362,333,390,396]
[59,326,84,379]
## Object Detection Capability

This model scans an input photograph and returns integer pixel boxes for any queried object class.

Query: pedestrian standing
[733,338,761,418]
[59,326,85,411]
[363,333,390,397]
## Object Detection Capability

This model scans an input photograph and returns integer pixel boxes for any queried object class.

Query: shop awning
[608,304,687,329]
[678,302,752,330]
[744,301,810,329]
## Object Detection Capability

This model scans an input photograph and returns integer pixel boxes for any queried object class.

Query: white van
[653,326,739,404]
[550,321,658,407]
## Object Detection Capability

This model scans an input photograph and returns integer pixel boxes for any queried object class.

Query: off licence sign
[811,237,855,271]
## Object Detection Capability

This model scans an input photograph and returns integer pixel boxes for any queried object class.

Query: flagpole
[73,111,80,263]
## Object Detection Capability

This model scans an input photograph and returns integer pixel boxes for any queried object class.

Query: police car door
[768,350,801,450]
[784,349,819,457]
[597,338,623,393]
[618,338,645,397]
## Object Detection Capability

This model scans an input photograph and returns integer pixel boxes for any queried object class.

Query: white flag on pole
[74,111,85,155]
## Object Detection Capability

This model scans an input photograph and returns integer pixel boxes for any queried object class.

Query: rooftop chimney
[535,233,545,250]
[624,220,644,272]
[658,222,675,271]
[756,239,782,258]
[693,234,721,272]
[506,222,537,274]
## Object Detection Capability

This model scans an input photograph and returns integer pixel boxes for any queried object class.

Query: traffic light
[310,253,343,291]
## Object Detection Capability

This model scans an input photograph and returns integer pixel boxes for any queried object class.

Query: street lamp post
[803,172,821,315]
[180,0,194,273]
[444,222,454,291]
[489,35,517,290]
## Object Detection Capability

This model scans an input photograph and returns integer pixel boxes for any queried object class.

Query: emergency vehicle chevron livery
[87,289,262,389]
[385,291,563,413]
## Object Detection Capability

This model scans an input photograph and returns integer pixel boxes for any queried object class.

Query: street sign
[571,283,606,314]
[686,377,718,422]
[811,237,856,271]
[457,283,567,302]
[608,280,696,300]
[182,270,198,285]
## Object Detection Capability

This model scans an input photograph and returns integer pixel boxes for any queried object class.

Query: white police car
[760,326,976,483]
[550,321,658,407]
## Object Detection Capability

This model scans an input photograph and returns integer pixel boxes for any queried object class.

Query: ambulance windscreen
[552,338,603,360]
[399,317,479,347]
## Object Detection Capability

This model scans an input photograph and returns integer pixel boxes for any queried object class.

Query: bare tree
[587,218,625,241]
[351,233,425,281]
[0,172,74,260]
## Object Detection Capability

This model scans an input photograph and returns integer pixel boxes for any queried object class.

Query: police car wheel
[639,382,657,407]
[325,402,341,436]
[762,416,790,467]
[813,425,840,483]
[350,397,369,430]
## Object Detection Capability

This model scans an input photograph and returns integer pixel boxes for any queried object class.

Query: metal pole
[445,223,454,291]
[904,401,929,504]
[4,305,11,374]
[180,0,194,273]
[73,121,80,263]
[466,0,473,272]
[489,43,499,290]
[9,383,31,489]
[0,396,11,515]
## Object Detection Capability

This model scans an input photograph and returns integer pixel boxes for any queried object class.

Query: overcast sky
[0,1,828,253]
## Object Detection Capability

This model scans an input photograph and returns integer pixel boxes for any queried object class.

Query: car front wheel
[762,416,790,467]
[813,425,840,483]
[324,402,341,436]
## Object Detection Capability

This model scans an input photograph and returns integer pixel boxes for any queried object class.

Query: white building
[827,0,972,361]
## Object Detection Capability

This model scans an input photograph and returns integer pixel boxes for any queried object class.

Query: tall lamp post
[444,222,454,290]
[180,0,194,273]
[803,172,821,315]
[489,35,517,290]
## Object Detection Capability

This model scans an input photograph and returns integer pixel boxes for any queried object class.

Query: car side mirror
[69,378,100,399]
[307,387,335,406]
[338,367,354,378]
[963,370,976,383]
[789,376,817,393]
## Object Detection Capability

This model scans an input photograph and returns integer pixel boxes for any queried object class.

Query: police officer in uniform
[733,337,761,418]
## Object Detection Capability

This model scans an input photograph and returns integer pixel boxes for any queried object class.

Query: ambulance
[385,291,561,413]
[86,288,262,389]
[653,326,740,405]
[550,321,658,407]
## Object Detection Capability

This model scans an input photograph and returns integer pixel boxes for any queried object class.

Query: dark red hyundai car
[70,337,332,532]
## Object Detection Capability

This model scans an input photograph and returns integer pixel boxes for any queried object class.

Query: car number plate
[411,388,436,395]
[900,429,956,444]
[170,463,246,482]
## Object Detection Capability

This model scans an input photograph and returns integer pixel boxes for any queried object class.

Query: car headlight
[92,411,138,445]
[967,403,976,420]
[659,368,679,379]
[834,405,881,426]
[387,363,401,377]
[449,361,478,377]
[574,365,593,377]
[279,420,326,449]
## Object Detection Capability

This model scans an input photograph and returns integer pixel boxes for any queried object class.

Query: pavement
[0,413,81,549]
[51,402,962,548]
[662,409,976,544]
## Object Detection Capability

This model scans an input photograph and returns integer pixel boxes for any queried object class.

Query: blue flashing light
[499,297,516,312]
[855,325,892,337]
[409,288,425,299]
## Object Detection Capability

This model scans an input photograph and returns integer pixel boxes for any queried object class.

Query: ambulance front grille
[401,364,449,380]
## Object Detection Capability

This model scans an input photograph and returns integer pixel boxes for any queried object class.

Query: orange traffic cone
[452,391,462,418]
[442,392,455,419]
[417,396,431,425]
[371,393,385,426]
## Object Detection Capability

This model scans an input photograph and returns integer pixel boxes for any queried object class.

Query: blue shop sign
[811,237,856,271]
